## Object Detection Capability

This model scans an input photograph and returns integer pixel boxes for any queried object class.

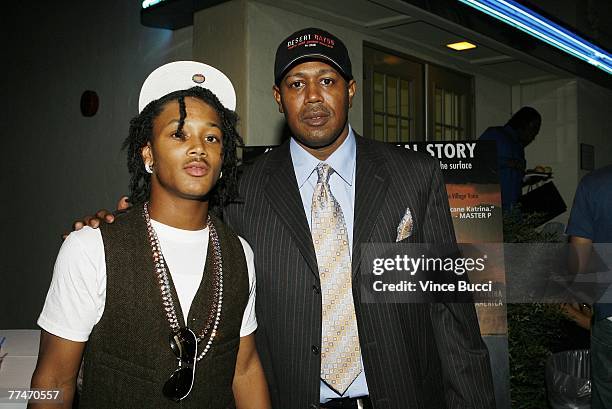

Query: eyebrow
[285,68,338,78]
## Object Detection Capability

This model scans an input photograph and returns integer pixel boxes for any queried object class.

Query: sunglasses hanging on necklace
[163,327,198,401]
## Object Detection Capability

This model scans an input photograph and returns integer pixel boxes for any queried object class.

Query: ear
[272,85,284,113]
[141,142,154,167]
[347,79,357,109]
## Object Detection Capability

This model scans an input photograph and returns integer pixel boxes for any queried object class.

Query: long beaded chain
[143,202,223,361]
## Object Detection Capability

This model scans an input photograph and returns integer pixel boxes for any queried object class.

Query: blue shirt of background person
[566,164,612,320]
[479,107,541,211]
[566,165,612,409]
[566,165,612,243]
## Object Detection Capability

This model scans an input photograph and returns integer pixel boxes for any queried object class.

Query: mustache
[183,158,210,168]
[301,105,331,119]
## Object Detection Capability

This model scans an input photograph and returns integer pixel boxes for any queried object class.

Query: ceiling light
[447,41,478,51]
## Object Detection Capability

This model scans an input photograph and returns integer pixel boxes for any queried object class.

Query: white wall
[1,3,193,328]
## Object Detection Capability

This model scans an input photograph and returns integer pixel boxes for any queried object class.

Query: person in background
[30,62,270,409]
[479,106,541,211]
[566,164,612,409]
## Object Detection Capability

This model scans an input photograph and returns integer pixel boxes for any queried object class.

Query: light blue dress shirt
[289,125,370,402]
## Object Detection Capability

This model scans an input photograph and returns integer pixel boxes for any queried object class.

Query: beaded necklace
[143,202,223,361]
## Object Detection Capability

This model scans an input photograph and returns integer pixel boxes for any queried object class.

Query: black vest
[80,205,249,408]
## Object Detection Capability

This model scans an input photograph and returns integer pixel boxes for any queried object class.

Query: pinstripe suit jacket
[225,134,495,409]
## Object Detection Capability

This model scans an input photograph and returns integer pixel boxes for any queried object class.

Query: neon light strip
[142,0,166,9]
[459,0,612,74]
[466,2,595,64]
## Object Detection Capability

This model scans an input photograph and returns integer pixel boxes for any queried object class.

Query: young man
[73,29,495,408]
[31,62,270,409]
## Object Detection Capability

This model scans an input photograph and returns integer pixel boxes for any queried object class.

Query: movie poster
[399,141,505,335]
[399,141,510,408]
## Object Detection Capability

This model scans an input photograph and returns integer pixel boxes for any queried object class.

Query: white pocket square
[396,207,414,242]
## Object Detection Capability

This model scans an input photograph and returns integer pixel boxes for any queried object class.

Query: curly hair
[122,86,242,213]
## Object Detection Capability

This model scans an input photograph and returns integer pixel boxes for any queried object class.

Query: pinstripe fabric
[225,135,495,409]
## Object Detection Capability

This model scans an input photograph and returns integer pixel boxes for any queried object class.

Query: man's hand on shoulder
[62,196,131,240]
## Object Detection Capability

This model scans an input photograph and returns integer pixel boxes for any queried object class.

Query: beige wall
[511,78,612,225]
[516,79,579,224]
[193,1,248,136]
[245,1,364,145]
[190,0,612,229]
[193,0,515,146]
[474,74,512,137]
[512,79,578,225]
[577,79,612,176]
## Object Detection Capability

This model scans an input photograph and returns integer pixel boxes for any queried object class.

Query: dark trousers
[591,318,612,409]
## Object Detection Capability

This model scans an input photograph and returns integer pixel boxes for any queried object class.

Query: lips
[184,160,210,177]
[302,110,330,127]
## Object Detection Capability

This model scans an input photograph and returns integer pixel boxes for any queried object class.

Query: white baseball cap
[138,61,236,113]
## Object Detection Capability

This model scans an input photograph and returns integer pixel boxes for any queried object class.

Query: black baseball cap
[274,27,353,86]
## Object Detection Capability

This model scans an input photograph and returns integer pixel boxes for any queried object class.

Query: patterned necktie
[311,163,362,395]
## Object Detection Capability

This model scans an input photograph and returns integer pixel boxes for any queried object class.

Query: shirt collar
[290,125,356,189]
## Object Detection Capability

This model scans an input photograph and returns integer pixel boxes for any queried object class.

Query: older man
[225,28,495,409]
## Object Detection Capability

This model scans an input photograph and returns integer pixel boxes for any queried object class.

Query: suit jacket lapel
[352,135,390,277]
[263,141,320,279]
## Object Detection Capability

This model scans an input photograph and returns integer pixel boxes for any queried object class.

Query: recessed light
[447,41,477,51]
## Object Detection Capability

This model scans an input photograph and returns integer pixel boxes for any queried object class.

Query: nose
[188,136,207,157]
[305,81,323,104]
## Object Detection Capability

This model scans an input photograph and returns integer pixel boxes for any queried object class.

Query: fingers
[70,213,108,233]
[95,209,114,223]
[64,202,125,240]
[117,196,130,211]
[84,215,100,228]
[65,218,91,240]
[88,210,114,227]
[72,218,87,231]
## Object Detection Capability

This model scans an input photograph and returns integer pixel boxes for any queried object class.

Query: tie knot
[316,163,333,184]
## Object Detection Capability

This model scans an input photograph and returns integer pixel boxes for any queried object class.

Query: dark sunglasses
[163,327,198,401]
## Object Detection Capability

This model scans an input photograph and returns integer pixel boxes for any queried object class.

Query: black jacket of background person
[225,134,496,409]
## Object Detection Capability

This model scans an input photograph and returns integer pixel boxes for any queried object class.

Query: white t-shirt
[38,220,257,342]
